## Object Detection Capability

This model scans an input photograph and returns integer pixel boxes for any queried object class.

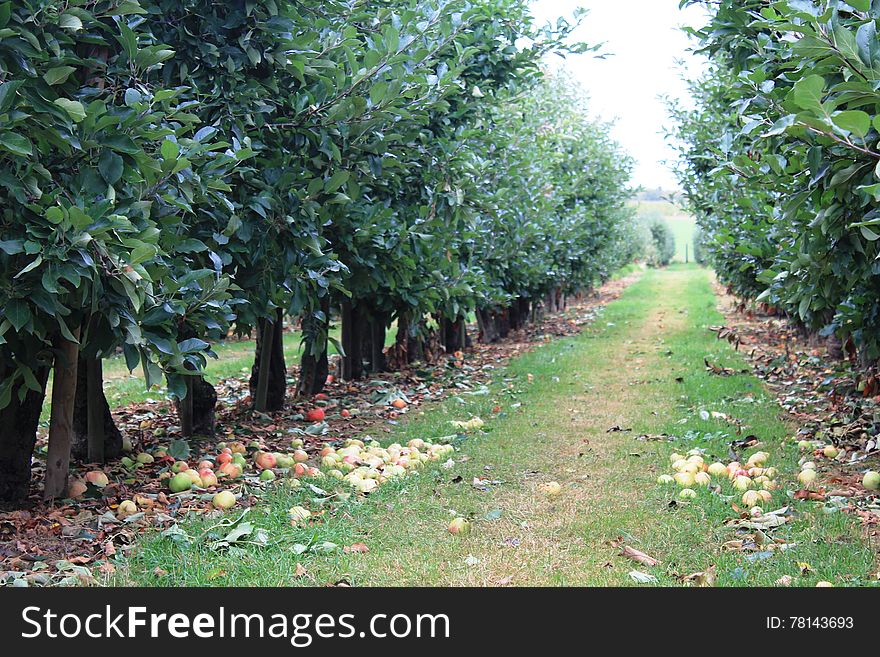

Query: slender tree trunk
[73,355,123,462]
[249,309,286,412]
[368,315,387,373]
[340,300,365,380]
[44,330,81,500]
[179,375,194,437]
[254,317,274,412]
[477,308,500,344]
[296,298,330,397]
[442,317,466,352]
[0,361,49,502]
[86,358,105,463]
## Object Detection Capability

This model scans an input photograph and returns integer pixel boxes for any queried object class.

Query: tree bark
[179,375,194,437]
[253,317,274,412]
[442,317,466,352]
[0,361,49,502]
[73,356,123,463]
[44,330,81,500]
[366,314,387,373]
[296,298,329,397]
[477,308,500,344]
[340,300,364,380]
[249,308,287,412]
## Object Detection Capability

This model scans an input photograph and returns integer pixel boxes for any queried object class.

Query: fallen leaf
[619,545,660,567]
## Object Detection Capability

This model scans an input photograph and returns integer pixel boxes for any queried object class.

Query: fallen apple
[733,475,752,491]
[293,449,309,463]
[538,481,562,497]
[85,470,109,487]
[862,470,880,491]
[801,461,816,470]
[694,472,711,487]
[169,472,193,493]
[742,490,760,507]
[171,461,189,473]
[217,452,233,465]
[747,451,768,466]
[447,517,470,535]
[291,438,305,449]
[289,506,311,523]
[673,471,696,487]
[200,471,218,488]
[68,479,88,498]
[259,469,276,482]
[136,453,155,465]
[797,469,818,486]
[117,500,138,519]
[212,490,236,510]
[254,451,276,470]
[306,408,325,422]
[657,474,675,485]
[707,462,727,477]
[822,445,839,459]
[679,488,697,499]
[797,440,812,450]
[757,489,772,504]
[391,398,407,409]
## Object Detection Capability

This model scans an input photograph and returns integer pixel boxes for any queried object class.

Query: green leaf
[53,98,86,122]
[0,80,23,113]
[43,66,77,86]
[832,110,870,138]
[4,300,30,331]
[0,132,32,157]
[861,225,880,241]
[58,13,83,31]
[325,170,350,193]
[0,239,24,254]
[99,151,124,185]
[791,74,825,111]
[847,0,870,11]
[160,139,180,161]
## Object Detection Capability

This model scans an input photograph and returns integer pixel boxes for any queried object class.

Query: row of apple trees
[0,0,637,501]
[672,0,880,363]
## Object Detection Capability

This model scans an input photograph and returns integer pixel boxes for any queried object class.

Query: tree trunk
[496,308,510,339]
[173,375,216,437]
[253,317,274,412]
[44,331,81,500]
[406,318,425,363]
[250,309,287,412]
[73,356,123,463]
[442,317,466,352]
[477,308,500,344]
[296,299,329,397]
[340,300,364,380]
[366,314,387,373]
[0,362,49,502]
[179,376,194,437]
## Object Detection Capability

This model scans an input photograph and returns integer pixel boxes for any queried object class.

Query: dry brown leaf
[619,545,660,567]
[343,542,369,554]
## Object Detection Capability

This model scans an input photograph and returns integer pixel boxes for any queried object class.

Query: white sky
[530,0,709,190]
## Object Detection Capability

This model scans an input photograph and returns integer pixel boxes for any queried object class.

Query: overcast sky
[530,0,709,191]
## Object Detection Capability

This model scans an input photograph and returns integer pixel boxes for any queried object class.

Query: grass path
[119,265,875,587]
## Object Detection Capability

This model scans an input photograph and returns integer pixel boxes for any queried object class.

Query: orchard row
[0,1,646,502]
[673,1,880,363]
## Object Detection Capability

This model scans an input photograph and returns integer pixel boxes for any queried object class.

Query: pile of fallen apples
[657,449,779,509]
[127,429,454,515]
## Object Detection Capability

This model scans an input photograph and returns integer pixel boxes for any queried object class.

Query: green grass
[113,266,875,587]
[41,325,397,418]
